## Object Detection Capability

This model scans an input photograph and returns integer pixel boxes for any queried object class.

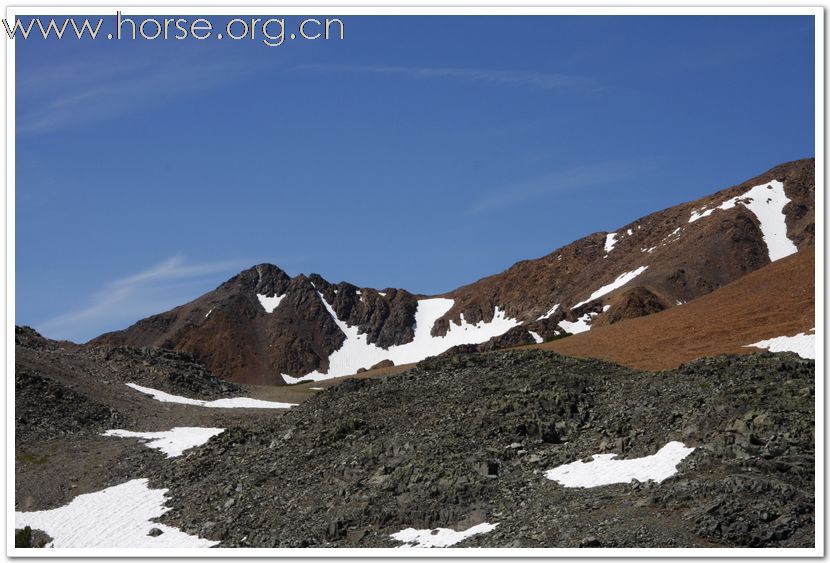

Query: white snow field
[536,303,560,321]
[391,523,499,548]
[748,329,815,360]
[282,296,520,383]
[103,427,225,457]
[14,479,218,548]
[688,181,797,261]
[558,311,599,335]
[528,331,544,344]
[126,383,296,409]
[545,441,695,488]
[604,232,618,253]
[256,292,285,313]
[572,266,648,309]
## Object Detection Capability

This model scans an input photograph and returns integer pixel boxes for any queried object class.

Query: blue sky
[16,15,815,342]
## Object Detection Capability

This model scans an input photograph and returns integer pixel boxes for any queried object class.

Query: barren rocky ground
[146,349,814,548]
[14,323,815,549]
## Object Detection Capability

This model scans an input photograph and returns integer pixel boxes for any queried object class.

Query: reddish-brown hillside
[538,248,814,370]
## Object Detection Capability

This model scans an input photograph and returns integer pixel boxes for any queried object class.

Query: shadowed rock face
[90,159,814,385]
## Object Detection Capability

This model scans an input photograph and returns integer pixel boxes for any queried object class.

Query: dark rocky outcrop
[146,349,814,548]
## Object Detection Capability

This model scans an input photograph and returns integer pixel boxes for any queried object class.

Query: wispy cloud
[37,256,249,342]
[17,53,249,136]
[300,63,601,93]
[468,159,653,214]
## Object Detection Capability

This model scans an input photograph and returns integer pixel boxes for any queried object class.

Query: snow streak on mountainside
[688,180,797,261]
[572,266,649,309]
[282,296,520,383]
[126,383,295,409]
[103,428,225,458]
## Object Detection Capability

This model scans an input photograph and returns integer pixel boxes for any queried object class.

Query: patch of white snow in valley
[378,291,387,297]
[391,523,499,548]
[310,387,325,391]
[282,295,521,382]
[627,228,633,236]
[528,331,544,344]
[103,427,224,457]
[14,479,218,548]
[126,383,296,409]
[688,181,796,261]
[204,308,213,319]
[558,311,599,335]
[536,303,560,321]
[573,266,648,308]
[747,330,815,359]
[256,293,285,313]
[604,232,617,253]
[545,441,695,488]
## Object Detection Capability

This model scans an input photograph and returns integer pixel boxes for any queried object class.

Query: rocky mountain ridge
[91,158,815,384]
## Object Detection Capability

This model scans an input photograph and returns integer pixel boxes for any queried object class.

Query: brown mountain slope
[443,157,814,335]
[91,158,814,384]
[536,248,814,370]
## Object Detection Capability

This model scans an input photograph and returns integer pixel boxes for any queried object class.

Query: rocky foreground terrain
[144,349,814,548]
[13,327,288,514]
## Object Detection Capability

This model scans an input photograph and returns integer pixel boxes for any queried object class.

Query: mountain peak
[90,159,814,385]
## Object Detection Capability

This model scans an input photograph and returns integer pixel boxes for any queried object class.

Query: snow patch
[282,295,520,383]
[573,266,648,309]
[126,383,295,409]
[528,331,544,344]
[103,427,224,458]
[604,232,617,253]
[14,479,218,548]
[545,441,695,488]
[559,311,599,335]
[204,308,213,319]
[689,207,716,223]
[378,292,387,297]
[256,293,285,313]
[536,304,560,321]
[626,228,633,236]
[391,523,498,548]
[688,181,797,261]
[747,330,815,359]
